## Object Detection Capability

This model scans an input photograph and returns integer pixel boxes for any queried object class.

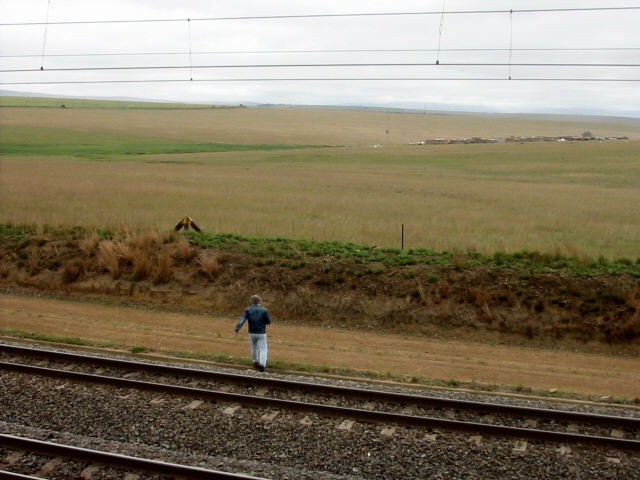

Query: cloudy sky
[1,0,639,116]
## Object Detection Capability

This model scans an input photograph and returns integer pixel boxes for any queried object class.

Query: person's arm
[234,310,248,334]
[264,310,272,325]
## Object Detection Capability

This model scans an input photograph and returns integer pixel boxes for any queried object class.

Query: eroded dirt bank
[1,227,639,353]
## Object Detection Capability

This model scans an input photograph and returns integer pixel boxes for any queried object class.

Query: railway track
[1,343,638,451]
[0,433,266,479]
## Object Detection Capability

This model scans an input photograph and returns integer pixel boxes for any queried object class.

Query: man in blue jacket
[234,295,272,372]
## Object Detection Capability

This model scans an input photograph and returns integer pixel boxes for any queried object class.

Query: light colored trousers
[249,333,268,367]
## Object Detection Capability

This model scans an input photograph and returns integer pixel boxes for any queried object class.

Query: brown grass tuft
[176,237,193,261]
[197,251,221,280]
[79,232,100,257]
[0,261,9,279]
[97,240,121,279]
[115,242,135,266]
[131,230,162,253]
[452,251,466,270]
[626,287,640,311]
[27,247,40,276]
[132,249,153,280]
[154,251,173,283]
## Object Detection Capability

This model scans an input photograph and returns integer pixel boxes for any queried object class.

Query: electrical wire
[2,47,638,58]
[2,62,637,74]
[2,6,640,26]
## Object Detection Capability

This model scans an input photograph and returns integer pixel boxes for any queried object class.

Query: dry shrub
[415,280,429,305]
[176,237,193,261]
[115,242,135,266]
[452,251,466,270]
[27,247,40,276]
[197,251,221,280]
[626,287,640,311]
[97,240,121,279]
[0,261,9,279]
[154,251,173,283]
[132,249,153,280]
[131,230,162,253]
[473,289,493,306]
[163,229,179,244]
[79,232,100,257]
[62,258,84,283]
[433,280,451,303]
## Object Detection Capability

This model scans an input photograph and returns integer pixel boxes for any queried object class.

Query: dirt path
[2,293,639,399]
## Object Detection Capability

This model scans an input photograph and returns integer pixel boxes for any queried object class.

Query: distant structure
[414,135,628,145]
[175,216,201,232]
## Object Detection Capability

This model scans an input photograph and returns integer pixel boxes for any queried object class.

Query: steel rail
[0,434,266,480]
[0,470,43,480]
[1,343,638,429]
[1,361,639,450]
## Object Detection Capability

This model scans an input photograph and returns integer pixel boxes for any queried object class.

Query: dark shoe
[253,362,260,369]
[258,365,265,372]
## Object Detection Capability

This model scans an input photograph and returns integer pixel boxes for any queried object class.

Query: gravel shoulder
[2,293,639,401]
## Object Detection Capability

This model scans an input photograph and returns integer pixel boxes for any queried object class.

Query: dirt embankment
[1,229,639,352]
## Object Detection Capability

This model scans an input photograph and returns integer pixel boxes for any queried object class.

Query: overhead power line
[2,77,638,86]
[1,6,640,26]
[2,62,638,74]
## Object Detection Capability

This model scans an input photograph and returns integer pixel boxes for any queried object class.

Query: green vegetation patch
[1,222,639,277]
[0,125,320,158]
[185,230,640,277]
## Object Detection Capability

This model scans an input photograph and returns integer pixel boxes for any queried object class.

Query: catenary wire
[2,62,638,74]
[2,47,638,58]
[1,6,640,26]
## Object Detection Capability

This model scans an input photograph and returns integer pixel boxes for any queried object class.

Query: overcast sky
[1,0,639,116]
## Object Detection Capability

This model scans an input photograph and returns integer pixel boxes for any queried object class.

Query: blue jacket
[235,304,272,334]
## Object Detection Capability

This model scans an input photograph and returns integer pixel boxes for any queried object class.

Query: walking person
[234,295,272,372]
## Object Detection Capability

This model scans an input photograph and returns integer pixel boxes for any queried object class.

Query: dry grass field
[1,102,639,258]
[2,105,640,145]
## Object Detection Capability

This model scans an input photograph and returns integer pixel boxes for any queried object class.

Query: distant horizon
[2,88,639,121]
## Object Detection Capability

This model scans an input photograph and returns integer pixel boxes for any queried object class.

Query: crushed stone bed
[1,341,638,479]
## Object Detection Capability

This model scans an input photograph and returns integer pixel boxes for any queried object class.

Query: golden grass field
[1,105,639,258]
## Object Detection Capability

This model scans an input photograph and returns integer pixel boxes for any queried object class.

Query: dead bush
[433,280,452,303]
[452,251,466,270]
[197,251,221,280]
[115,242,135,266]
[27,247,40,276]
[132,249,153,280]
[626,287,640,311]
[62,258,84,283]
[97,240,121,279]
[0,261,9,279]
[79,232,100,257]
[176,237,193,261]
[154,252,173,283]
[473,289,493,307]
[131,230,162,253]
